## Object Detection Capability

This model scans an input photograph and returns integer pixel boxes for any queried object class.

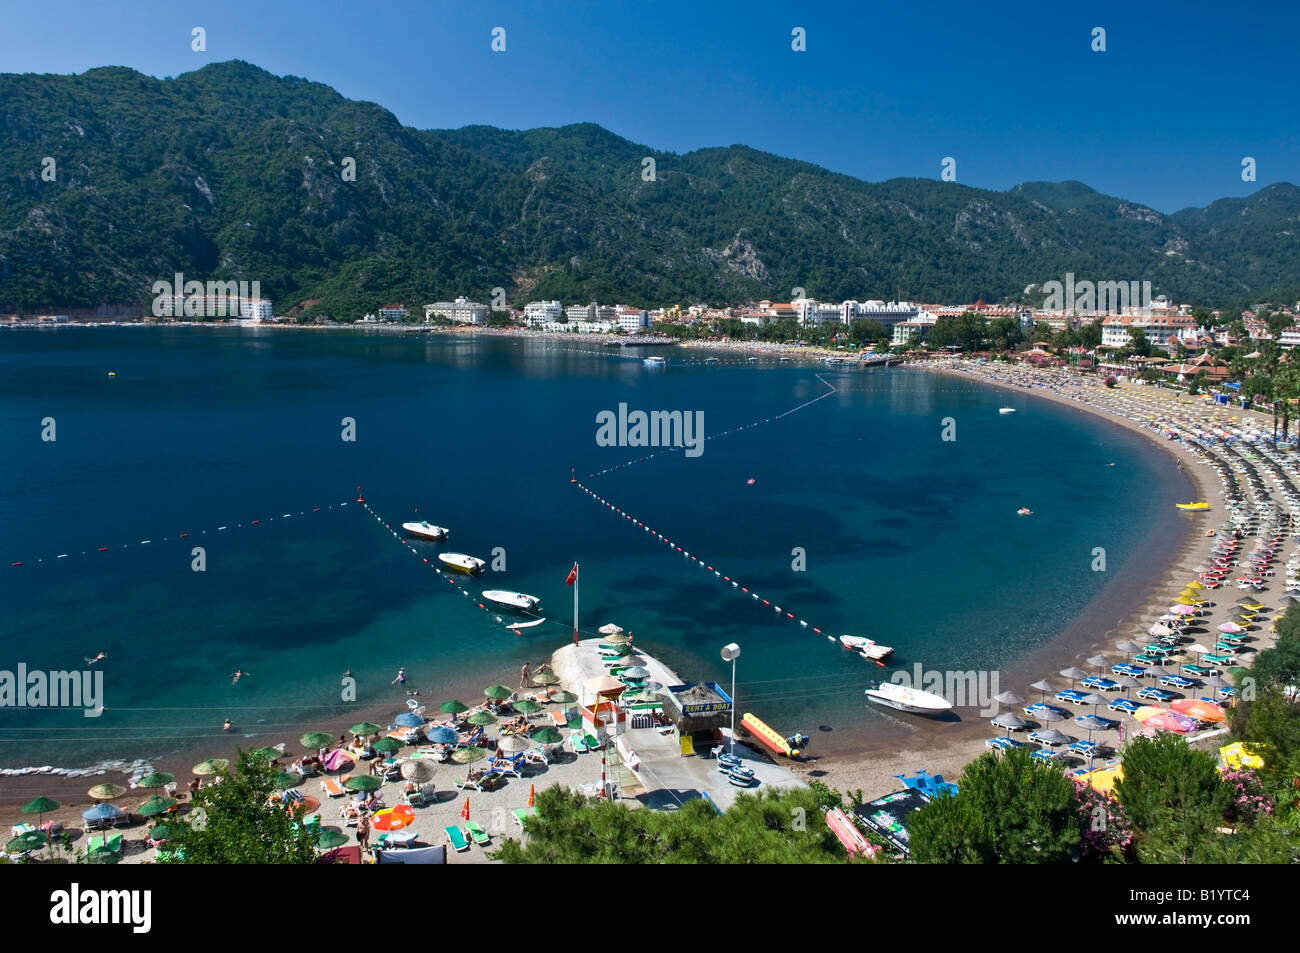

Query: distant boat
[1017,507,1033,516]
[746,478,756,486]
[402,520,449,540]
[836,634,893,661]
[999,407,1016,414]
[864,681,952,716]
[482,590,541,613]
[704,356,721,365]
[506,618,546,630]
[438,553,485,574]
[1177,502,1210,511]
[643,356,666,367]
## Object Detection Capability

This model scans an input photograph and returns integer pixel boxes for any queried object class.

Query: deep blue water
[0,328,1181,766]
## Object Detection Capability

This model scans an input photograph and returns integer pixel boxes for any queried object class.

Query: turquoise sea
[0,328,1188,768]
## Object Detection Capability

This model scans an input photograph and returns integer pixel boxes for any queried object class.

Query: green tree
[1112,734,1231,863]
[158,751,320,864]
[1126,326,1153,357]
[907,791,991,863]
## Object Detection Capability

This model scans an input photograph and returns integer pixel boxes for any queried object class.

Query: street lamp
[721,643,741,755]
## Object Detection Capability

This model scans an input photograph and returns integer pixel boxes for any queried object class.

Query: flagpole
[573,562,579,646]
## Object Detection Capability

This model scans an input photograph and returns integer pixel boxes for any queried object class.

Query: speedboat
[643,356,666,367]
[864,681,952,716]
[727,765,757,786]
[998,408,1016,415]
[837,634,894,661]
[482,590,541,613]
[402,520,449,540]
[438,553,486,574]
[1017,507,1033,516]
[716,752,744,773]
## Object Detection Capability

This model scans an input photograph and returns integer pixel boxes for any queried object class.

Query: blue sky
[4,0,1296,213]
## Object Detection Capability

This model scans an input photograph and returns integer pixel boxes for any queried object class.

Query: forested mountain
[2,61,1297,317]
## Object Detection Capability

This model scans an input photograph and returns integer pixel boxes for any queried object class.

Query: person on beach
[520,663,531,688]
[188,778,200,796]
[357,813,370,851]
[222,718,232,732]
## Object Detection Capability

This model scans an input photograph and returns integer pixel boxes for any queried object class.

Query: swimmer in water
[223,718,233,731]
[392,667,406,685]
[343,669,354,679]
[231,669,250,684]
[85,652,107,665]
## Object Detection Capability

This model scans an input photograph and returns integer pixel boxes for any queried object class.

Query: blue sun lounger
[1055,689,1088,705]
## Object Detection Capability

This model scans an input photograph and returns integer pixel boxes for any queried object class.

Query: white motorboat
[643,356,666,367]
[999,408,1016,415]
[482,590,541,613]
[438,553,485,574]
[864,681,952,716]
[402,520,449,540]
[836,634,894,661]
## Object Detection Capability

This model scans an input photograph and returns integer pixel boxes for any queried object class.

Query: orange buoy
[356,485,365,503]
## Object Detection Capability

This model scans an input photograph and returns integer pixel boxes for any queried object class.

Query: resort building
[617,308,649,332]
[565,302,597,324]
[890,311,940,346]
[1100,313,1197,349]
[240,298,273,320]
[524,300,563,327]
[424,297,488,324]
[1277,326,1300,350]
[379,303,408,322]
[794,298,844,327]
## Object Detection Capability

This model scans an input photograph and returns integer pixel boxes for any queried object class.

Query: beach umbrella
[498,734,532,753]
[608,643,634,658]
[148,823,176,842]
[451,746,487,765]
[1034,708,1066,725]
[991,712,1026,731]
[372,805,416,831]
[598,623,625,636]
[484,685,514,700]
[20,796,60,828]
[137,772,174,791]
[1034,728,1071,746]
[1169,605,1197,616]
[248,747,281,763]
[440,699,470,715]
[1203,675,1231,692]
[138,796,177,817]
[467,711,498,726]
[512,699,543,715]
[532,672,562,686]
[191,759,229,777]
[1075,715,1109,732]
[1217,622,1247,634]
[1060,667,1088,687]
[372,737,403,754]
[1086,655,1110,670]
[1146,624,1172,638]
[550,690,578,704]
[1030,679,1055,702]
[87,783,126,801]
[1115,675,1142,695]
[394,712,424,728]
[6,831,48,855]
[273,771,301,791]
[301,731,335,749]
[348,722,382,736]
[1080,693,1106,714]
[426,725,458,745]
[321,749,354,772]
[344,775,383,792]
[1172,699,1226,722]
[530,727,563,745]
[315,828,350,849]
[288,795,320,818]
[993,691,1024,712]
[400,760,437,784]
[605,632,632,645]
[81,803,126,824]
[625,688,660,703]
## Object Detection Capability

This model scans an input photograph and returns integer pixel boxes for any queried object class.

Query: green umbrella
[467,711,498,726]
[273,771,302,791]
[301,731,335,749]
[138,795,177,817]
[344,775,383,792]
[372,737,403,753]
[451,746,487,765]
[440,700,469,715]
[512,699,542,714]
[550,690,577,704]
[147,823,176,842]
[249,747,281,762]
[137,772,174,791]
[484,685,513,700]
[348,722,382,736]
[85,846,120,864]
[6,831,48,854]
[315,828,350,849]
[191,759,229,777]
[20,796,60,828]
[88,783,127,800]
[530,727,563,745]
[532,672,562,686]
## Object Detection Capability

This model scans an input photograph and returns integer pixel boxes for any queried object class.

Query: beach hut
[659,682,733,750]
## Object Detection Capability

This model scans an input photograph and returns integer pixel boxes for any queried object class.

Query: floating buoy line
[7,500,352,568]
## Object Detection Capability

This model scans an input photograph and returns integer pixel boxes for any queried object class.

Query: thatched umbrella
[400,760,437,784]
[88,783,127,800]
[451,746,487,765]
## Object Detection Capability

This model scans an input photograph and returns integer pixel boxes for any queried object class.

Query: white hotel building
[1100,312,1196,349]
[240,298,274,320]
[424,297,489,324]
[524,301,563,327]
